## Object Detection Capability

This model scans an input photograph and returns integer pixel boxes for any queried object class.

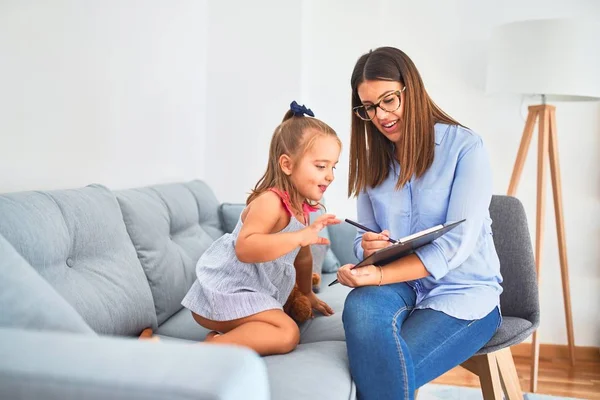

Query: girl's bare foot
[139,328,160,342]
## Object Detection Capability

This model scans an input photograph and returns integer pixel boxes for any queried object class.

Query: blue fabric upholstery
[327,222,360,266]
[476,195,540,354]
[264,341,355,400]
[0,185,156,336]
[155,307,211,341]
[322,248,342,273]
[116,180,224,325]
[309,207,342,273]
[0,179,363,400]
[219,203,244,234]
[0,235,95,334]
[299,273,351,344]
[0,327,269,400]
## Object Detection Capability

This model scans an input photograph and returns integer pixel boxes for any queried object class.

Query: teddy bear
[283,272,321,323]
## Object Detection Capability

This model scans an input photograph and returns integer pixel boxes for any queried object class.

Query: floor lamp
[486,18,600,392]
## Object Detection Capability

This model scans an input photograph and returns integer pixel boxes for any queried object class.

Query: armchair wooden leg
[461,353,504,400]
[496,348,524,400]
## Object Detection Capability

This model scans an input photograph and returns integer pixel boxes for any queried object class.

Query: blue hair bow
[290,101,315,117]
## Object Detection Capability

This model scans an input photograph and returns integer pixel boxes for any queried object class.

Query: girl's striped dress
[181,188,313,321]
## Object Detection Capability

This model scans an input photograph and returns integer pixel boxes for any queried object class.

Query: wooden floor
[431,352,600,399]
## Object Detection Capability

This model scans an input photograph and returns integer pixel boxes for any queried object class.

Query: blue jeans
[342,283,500,400]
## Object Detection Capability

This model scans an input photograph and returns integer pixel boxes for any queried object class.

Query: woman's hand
[361,230,392,258]
[298,214,341,247]
[306,292,334,316]
[336,264,381,288]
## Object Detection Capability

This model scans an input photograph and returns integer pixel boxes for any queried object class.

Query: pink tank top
[268,187,319,225]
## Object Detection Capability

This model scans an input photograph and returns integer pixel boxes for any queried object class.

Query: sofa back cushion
[0,234,96,334]
[0,185,156,335]
[219,203,245,234]
[116,180,224,325]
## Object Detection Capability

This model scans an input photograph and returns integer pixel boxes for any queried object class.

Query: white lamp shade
[486,18,600,101]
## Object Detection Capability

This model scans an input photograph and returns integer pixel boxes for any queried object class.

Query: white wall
[0,0,208,192]
[0,0,598,346]
[204,1,303,203]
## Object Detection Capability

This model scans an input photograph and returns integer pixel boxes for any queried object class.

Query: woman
[336,47,503,400]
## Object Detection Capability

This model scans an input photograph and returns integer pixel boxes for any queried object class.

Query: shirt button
[66,258,74,268]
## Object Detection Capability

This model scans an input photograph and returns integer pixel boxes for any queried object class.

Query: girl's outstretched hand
[298,214,341,246]
[306,291,334,316]
[336,264,380,288]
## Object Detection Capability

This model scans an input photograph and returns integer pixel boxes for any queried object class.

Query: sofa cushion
[155,307,211,341]
[219,202,244,233]
[318,272,353,311]
[148,336,356,400]
[298,273,351,344]
[309,202,342,273]
[327,222,360,267]
[0,235,95,335]
[116,180,224,325]
[310,244,327,292]
[264,341,355,400]
[0,327,269,400]
[322,248,342,273]
[0,185,156,335]
[300,313,345,344]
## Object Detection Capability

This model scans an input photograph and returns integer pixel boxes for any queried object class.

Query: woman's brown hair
[348,46,462,197]
[247,108,340,216]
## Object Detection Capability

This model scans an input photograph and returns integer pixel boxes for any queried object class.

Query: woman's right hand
[298,214,341,247]
[362,230,392,258]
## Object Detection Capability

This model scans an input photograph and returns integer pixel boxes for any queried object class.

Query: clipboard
[328,219,465,286]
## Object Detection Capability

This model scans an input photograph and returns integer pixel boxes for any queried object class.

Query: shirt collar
[434,123,450,145]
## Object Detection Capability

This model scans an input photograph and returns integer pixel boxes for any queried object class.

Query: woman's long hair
[348,46,462,197]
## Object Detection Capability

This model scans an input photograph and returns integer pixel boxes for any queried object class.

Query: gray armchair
[461,195,540,400]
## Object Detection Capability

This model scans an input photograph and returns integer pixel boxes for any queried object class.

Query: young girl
[182,101,341,356]
[337,47,503,399]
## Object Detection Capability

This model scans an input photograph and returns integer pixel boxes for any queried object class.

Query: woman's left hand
[336,264,380,288]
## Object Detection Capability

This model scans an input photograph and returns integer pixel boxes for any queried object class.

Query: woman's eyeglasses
[353,86,406,121]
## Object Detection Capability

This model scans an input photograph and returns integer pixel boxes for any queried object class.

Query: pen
[344,219,398,244]
[328,220,397,287]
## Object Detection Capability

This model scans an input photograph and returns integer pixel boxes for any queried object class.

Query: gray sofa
[0,180,359,400]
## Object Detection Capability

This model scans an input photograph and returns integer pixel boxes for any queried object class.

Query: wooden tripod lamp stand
[487,18,600,392]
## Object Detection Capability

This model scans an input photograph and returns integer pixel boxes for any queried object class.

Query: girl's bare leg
[192,309,300,356]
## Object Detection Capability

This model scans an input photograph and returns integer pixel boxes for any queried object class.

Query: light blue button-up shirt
[354,123,503,320]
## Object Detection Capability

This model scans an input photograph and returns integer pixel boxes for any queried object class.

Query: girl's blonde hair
[247,109,340,216]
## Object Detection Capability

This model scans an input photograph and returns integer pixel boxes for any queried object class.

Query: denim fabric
[343,283,500,400]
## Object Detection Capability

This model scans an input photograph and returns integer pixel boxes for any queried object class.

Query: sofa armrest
[0,328,269,400]
[327,222,360,266]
